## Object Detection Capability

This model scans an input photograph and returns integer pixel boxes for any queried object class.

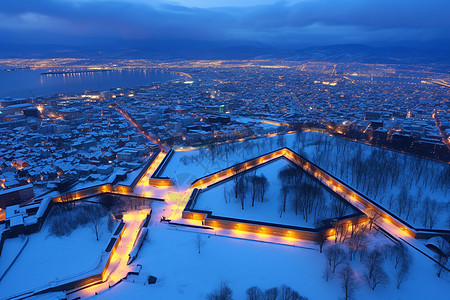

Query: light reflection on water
[0,68,179,98]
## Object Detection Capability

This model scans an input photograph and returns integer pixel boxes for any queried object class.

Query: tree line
[232,172,269,210]
[225,163,352,226]
[207,281,308,300]
[181,130,448,229]
[323,223,413,299]
[293,131,449,229]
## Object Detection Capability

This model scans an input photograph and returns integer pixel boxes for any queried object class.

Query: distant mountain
[265,44,450,64]
[1,42,449,65]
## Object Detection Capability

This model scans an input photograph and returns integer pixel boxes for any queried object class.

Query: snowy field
[194,158,357,228]
[161,133,299,186]
[294,132,449,230]
[162,131,449,229]
[94,205,449,300]
[0,212,110,298]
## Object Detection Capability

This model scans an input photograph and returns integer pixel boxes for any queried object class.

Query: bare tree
[249,175,260,207]
[295,130,304,146]
[331,200,348,218]
[209,143,217,164]
[195,234,205,254]
[224,187,232,204]
[346,236,356,261]
[89,205,106,241]
[291,291,306,300]
[247,174,270,206]
[207,281,233,300]
[50,204,106,238]
[278,165,298,215]
[277,132,286,148]
[49,212,71,236]
[91,218,101,241]
[264,287,279,300]
[318,230,327,253]
[323,264,333,282]
[258,174,269,203]
[313,193,326,223]
[395,184,410,217]
[60,191,74,209]
[435,237,450,278]
[333,221,350,243]
[246,286,263,300]
[367,210,381,230]
[279,285,307,300]
[279,285,294,300]
[381,244,392,260]
[422,198,440,229]
[268,136,274,149]
[391,243,407,269]
[364,264,388,290]
[396,249,411,289]
[100,193,116,210]
[404,197,413,221]
[339,264,357,300]
[278,165,298,186]
[233,173,240,198]
[325,246,347,273]
[234,175,247,210]
[347,224,367,261]
[107,214,116,232]
[364,250,384,279]
[298,182,322,223]
[388,195,395,210]
[292,185,302,216]
[280,185,290,215]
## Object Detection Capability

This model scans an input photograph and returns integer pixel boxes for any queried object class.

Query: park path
[67,210,149,299]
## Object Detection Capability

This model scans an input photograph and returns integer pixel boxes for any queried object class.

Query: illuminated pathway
[113,105,161,147]
[40,146,450,299]
[133,151,169,198]
[432,109,450,151]
[429,79,450,88]
[157,148,448,265]
[67,210,149,300]
[159,152,291,222]
[325,183,446,264]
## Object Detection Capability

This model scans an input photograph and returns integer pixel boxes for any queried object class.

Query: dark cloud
[0,0,448,48]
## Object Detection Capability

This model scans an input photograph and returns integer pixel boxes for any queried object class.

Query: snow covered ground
[293,132,449,230]
[0,236,28,279]
[0,214,110,298]
[194,158,357,228]
[1,131,447,300]
[93,205,450,300]
[161,131,449,229]
[161,133,297,186]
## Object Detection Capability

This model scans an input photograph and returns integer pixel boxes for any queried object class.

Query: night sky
[0,0,449,49]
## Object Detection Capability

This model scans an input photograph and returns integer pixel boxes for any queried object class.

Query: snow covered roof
[5,204,27,221]
[9,215,24,227]
[426,236,449,249]
[0,183,33,195]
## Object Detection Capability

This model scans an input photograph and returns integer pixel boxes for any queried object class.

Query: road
[67,210,149,300]
[113,104,162,147]
[432,109,450,151]
[35,140,448,299]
